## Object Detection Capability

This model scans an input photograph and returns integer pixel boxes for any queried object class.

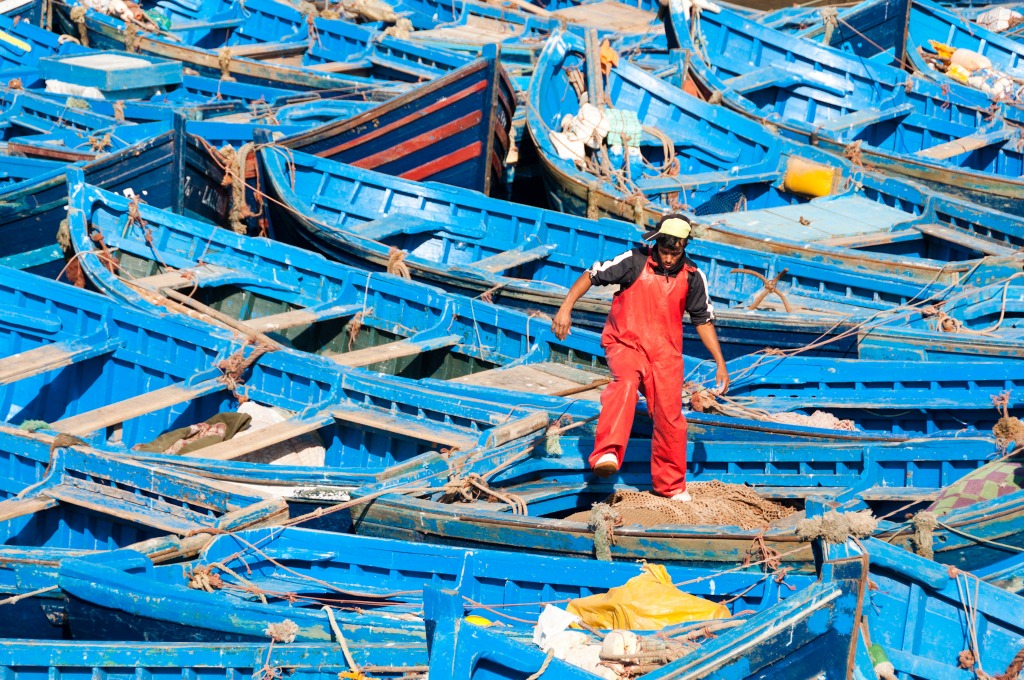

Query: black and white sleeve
[588,248,645,288]
[686,267,715,325]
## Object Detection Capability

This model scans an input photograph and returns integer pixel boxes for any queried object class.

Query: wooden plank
[171,17,245,31]
[474,244,555,274]
[0,496,58,523]
[400,143,482,182]
[181,415,332,461]
[246,303,362,333]
[0,333,120,385]
[349,212,484,241]
[330,333,461,367]
[484,411,548,447]
[45,485,201,535]
[131,265,238,291]
[305,59,372,73]
[311,79,487,158]
[725,66,852,97]
[915,129,1014,161]
[50,377,225,436]
[818,229,923,249]
[328,404,479,450]
[452,363,605,401]
[913,223,1019,257]
[551,0,654,32]
[817,103,914,132]
[226,41,307,59]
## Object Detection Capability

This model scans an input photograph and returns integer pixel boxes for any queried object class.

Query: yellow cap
[643,215,692,241]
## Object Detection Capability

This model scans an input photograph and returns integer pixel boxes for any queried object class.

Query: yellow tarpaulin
[567,564,731,631]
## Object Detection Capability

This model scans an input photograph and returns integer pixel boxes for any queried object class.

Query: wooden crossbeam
[50,377,226,437]
[474,244,555,274]
[914,223,1019,257]
[329,403,479,450]
[330,333,461,367]
[131,265,238,291]
[0,333,120,385]
[227,41,307,59]
[245,303,362,334]
[915,129,1014,161]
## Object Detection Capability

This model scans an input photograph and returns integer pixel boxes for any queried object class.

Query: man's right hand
[551,309,572,340]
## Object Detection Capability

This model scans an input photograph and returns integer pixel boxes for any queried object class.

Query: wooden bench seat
[131,265,239,291]
[914,223,1019,257]
[246,303,363,333]
[331,333,461,367]
[474,244,555,274]
[329,403,480,450]
[817,103,914,133]
[50,375,225,436]
[0,332,120,386]
[227,41,307,60]
[915,128,1014,161]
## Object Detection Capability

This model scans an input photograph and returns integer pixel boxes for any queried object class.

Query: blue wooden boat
[688,354,1024,436]
[256,147,1024,363]
[0,86,169,161]
[0,640,424,679]
[790,0,1024,101]
[425,538,1024,679]
[666,0,1024,214]
[385,0,555,78]
[345,421,1002,571]
[67,177,609,383]
[870,450,1024,575]
[0,426,287,639]
[0,15,361,123]
[56,525,817,650]
[844,537,1024,678]
[0,125,179,280]
[267,45,514,197]
[181,48,514,227]
[388,0,659,77]
[52,0,453,96]
[0,263,557,489]
[0,0,42,24]
[61,178,992,488]
[528,29,1024,264]
[423,557,866,679]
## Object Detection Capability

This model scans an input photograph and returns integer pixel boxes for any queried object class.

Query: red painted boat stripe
[351,111,483,170]
[494,118,509,150]
[317,80,488,158]
[399,143,482,182]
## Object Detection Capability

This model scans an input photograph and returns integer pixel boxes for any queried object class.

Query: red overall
[590,256,693,497]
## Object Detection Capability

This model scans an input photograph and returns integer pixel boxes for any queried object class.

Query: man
[551,214,729,502]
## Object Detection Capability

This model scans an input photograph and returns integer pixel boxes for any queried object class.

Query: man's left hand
[715,364,730,395]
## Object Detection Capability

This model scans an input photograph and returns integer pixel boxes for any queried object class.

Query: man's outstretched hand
[551,309,572,341]
[715,363,730,395]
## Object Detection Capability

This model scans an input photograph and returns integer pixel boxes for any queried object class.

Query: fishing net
[692,187,745,217]
[565,482,796,531]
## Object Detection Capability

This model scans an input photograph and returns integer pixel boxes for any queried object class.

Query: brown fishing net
[565,482,796,531]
